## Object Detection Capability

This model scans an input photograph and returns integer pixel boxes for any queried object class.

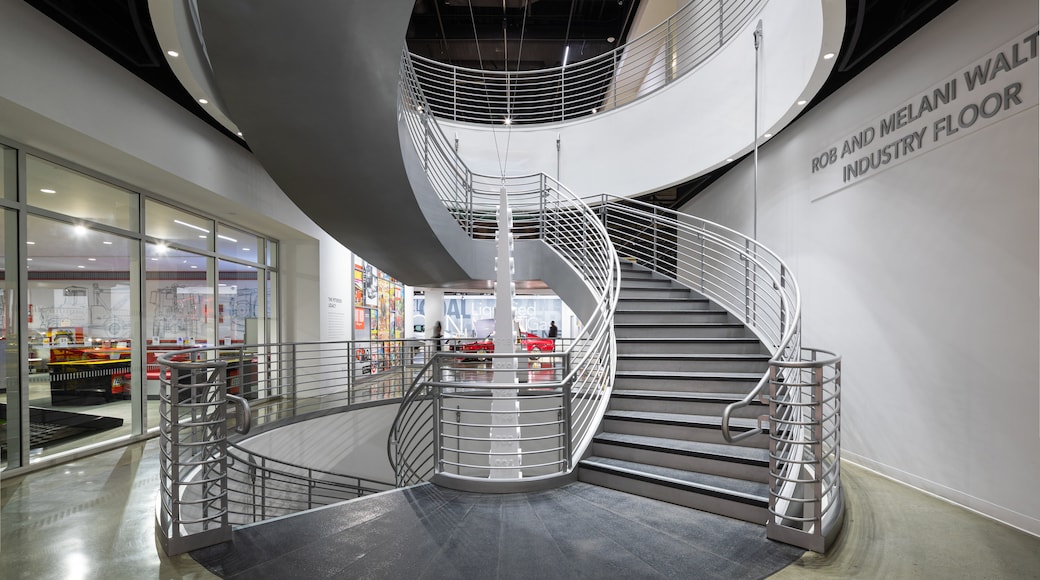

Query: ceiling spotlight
[198,98,209,104]
[77,265,86,269]
[74,225,88,236]
[823,52,835,60]
[797,100,807,106]
[504,117,513,125]
[591,108,598,114]
[764,133,773,138]
[40,188,56,194]
[237,132,243,137]
[607,36,616,43]
[726,158,734,162]
[167,50,179,58]
[103,241,113,245]
[87,258,97,261]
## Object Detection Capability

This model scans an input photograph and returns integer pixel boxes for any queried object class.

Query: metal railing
[409,0,766,125]
[155,339,426,554]
[766,348,844,552]
[392,51,620,488]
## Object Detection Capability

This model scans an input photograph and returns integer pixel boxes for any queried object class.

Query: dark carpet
[192,482,803,579]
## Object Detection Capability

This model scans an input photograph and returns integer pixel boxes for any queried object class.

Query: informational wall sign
[809,28,1038,190]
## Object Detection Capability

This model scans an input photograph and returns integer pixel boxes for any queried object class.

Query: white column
[490,186,521,478]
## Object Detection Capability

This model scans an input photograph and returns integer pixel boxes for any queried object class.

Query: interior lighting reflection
[40,188,56,194]
[103,241,113,245]
[504,117,513,125]
[87,258,96,261]
[77,265,85,269]
[764,133,772,138]
[242,247,250,251]
[156,242,168,253]
[797,100,807,106]
[174,219,210,233]
[217,234,238,242]
[823,52,835,60]
[198,98,209,104]
[74,225,88,236]
[26,241,35,245]
[167,50,179,57]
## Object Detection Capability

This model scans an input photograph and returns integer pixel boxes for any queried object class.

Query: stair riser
[577,467,769,525]
[614,311,734,324]
[589,442,769,483]
[615,358,769,373]
[616,299,710,311]
[609,397,765,419]
[613,376,760,394]
[614,326,753,339]
[620,288,699,300]
[620,279,679,289]
[616,341,767,355]
[601,417,769,448]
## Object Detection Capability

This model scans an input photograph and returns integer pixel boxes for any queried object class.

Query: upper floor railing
[410,0,766,125]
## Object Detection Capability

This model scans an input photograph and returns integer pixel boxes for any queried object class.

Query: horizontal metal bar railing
[409,0,766,125]
[156,339,432,552]
[766,348,844,553]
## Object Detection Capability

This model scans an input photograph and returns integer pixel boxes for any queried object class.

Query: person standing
[547,320,558,350]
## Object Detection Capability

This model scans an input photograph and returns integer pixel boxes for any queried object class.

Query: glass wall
[0,143,280,470]
[26,215,136,457]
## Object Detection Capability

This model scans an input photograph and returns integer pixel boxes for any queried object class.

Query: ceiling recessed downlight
[167,50,179,57]
[797,100,807,106]
[764,133,773,138]
[198,98,209,104]
[40,188,56,194]
[823,52,835,60]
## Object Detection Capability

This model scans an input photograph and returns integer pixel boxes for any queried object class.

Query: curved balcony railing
[391,50,621,489]
[410,0,766,125]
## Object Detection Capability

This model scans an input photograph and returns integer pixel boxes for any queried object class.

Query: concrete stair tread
[614,322,746,328]
[612,389,765,405]
[593,432,769,466]
[603,409,763,432]
[616,337,762,343]
[614,370,762,381]
[580,456,769,505]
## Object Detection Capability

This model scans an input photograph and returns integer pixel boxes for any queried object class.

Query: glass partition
[1,208,17,469]
[145,199,213,253]
[26,155,139,230]
[25,215,135,460]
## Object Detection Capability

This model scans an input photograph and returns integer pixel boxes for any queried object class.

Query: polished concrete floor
[2,438,1039,579]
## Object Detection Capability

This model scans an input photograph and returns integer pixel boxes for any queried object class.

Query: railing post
[612,50,619,109]
[652,206,659,272]
[563,356,574,470]
[452,67,457,122]
[291,344,298,417]
[349,341,356,406]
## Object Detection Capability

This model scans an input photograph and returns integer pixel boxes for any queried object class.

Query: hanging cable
[467,0,506,177]
[500,0,530,177]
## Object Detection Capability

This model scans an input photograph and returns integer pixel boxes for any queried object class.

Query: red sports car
[456,332,555,358]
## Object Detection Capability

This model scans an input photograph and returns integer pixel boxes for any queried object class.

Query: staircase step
[613,370,762,393]
[620,287,700,300]
[613,309,734,324]
[591,432,769,482]
[620,277,679,288]
[616,297,711,311]
[616,337,767,355]
[611,389,765,418]
[614,322,752,339]
[578,456,769,524]
[615,353,769,373]
[602,409,767,447]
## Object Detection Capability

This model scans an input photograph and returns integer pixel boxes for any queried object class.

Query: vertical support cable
[753,20,762,239]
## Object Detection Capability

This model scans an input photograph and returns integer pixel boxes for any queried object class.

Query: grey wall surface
[681,0,1039,535]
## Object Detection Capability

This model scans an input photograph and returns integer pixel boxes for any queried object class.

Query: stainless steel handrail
[409,0,766,125]
[595,194,801,443]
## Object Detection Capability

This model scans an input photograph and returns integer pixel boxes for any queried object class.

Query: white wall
[0,0,353,343]
[682,0,1040,535]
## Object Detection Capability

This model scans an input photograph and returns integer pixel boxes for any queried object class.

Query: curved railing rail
[391,50,621,489]
[598,195,801,442]
[766,347,844,552]
[155,339,427,554]
[410,0,766,125]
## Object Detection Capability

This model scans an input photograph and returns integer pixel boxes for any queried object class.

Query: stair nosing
[592,432,769,467]
[579,458,768,506]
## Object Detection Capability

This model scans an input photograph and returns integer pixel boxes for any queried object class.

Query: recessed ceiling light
[198,98,209,104]
[74,225,88,236]
[174,219,210,233]
[88,258,97,261]
[167,50,179,58]
[77,265,85,269]
[797,100,807,106]
[103,241,113,245]
[217,234,238,243]
[726,158,734,162]
[823,52,835,60]
[40,188,56,194]
[26,258,32,262]
[764,133,773,138]
[607,36,615,43]
[504,117,513,125]
[236,132,243,137]
[150,257,159,261]
[190,265,198,269]
[26,241,35,245]
[242,247,250,251]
